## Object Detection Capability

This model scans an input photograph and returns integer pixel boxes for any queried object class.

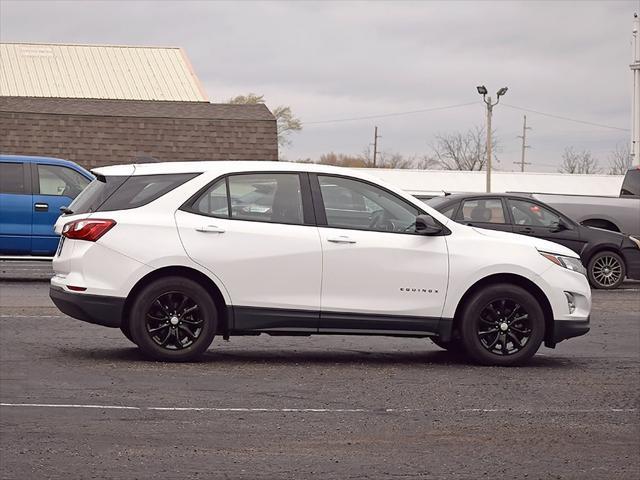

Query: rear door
[176,172,322,332]
[0,161,32,255]
[31,163,91,255]
[507,198,583,253]
[455,197,513,233]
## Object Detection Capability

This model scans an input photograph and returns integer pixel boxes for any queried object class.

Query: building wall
[0,98,278,169]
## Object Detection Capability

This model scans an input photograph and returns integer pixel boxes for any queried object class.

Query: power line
[501,103,629,132]
[302,101,478,125]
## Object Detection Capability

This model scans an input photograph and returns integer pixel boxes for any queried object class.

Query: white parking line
[0,403,636,414]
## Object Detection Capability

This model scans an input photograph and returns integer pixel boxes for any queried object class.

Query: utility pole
[515,115,532,172]
[477,85,508,192]
[372,126,381,167]
[631,13,640,166]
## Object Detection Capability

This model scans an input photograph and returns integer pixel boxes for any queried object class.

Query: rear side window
[620,168,640,197]
[69,173,198,214]
[0,162,26,194]
[458,199,506,224]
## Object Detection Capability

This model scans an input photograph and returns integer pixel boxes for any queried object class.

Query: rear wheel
[587,251,625,290]
[459,284,545,366]
[129,276,218,361]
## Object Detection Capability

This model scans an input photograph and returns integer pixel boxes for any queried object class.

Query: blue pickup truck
[0,155,93,256]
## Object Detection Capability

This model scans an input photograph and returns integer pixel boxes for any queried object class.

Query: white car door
[175,172,322,332]
[312,174,449,334]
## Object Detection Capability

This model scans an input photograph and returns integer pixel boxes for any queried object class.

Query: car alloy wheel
[591,254,623,288]
[145,291,203,350]
[477,299,532,356]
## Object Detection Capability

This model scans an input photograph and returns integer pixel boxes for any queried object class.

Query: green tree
[228,93,302,148]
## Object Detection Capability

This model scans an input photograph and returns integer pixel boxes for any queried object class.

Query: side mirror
[415,215,444,236]
[552,218,570,232]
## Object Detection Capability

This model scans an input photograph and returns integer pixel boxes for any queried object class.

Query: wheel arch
[121,266,231,338]
[451,273,556,348]
[580,217,621,233]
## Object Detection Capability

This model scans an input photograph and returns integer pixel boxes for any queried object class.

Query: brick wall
[0,98,278,169]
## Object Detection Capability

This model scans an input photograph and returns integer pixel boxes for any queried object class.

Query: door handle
[34,203,49,212]
[196,225,225,234]
[327,236,356,244]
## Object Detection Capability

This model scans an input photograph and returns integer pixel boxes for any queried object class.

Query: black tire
[120,323,136,345]
[430,336,466,354]
[459,284,545,366]
[587,251,625,290]
[129,276,218,362]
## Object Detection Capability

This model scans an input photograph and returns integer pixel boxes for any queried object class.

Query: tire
[587,251,625,290]
[459,284,545,366]
[129,276,218,362]
[430,336,466,354]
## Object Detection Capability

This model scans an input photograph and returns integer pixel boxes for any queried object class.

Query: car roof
[427,192,535,203]
[92,160,371,177]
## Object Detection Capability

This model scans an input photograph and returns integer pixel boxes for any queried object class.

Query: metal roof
[0,43,208,101]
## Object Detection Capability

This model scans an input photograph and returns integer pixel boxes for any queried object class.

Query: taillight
[62,219,116,241]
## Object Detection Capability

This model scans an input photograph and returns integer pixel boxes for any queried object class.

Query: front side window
[228,173,304,225]
[508,199,561,227]
[318,175,420,233]
[0,162,25,194]
[458,198,506,224]
[37,164,90,199]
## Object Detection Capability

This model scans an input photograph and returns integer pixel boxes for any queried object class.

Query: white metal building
[0,42,208,101]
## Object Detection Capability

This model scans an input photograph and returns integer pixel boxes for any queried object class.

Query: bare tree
[312,148,416,169]
[228,93,302,148]
[429,126,499,171]
[607,143,632,175]
[316,152,368,168]
[559,147,601,174]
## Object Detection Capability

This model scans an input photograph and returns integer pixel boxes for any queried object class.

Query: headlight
[629,236,640,250]
[539,251,587,276]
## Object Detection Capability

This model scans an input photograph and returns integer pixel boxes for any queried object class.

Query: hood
[471,227,578,258]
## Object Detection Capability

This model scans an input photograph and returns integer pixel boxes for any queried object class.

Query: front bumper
[50,286,124,328]
[551,316,590,346]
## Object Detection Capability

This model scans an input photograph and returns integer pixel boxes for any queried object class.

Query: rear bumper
[49,286,124,328]
[551,316,590,346]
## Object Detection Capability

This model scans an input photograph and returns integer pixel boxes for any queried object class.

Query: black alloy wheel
[145,292,203,350]
[477,299,532,356]
[459,284,545,366]
[129,276,218,361]
[588,251,625,290]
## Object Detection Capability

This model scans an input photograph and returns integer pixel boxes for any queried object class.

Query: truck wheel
[587,251,625,289]
[129,276,217,362]
[459,284,545,366]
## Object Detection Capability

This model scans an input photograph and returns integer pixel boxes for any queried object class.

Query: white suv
[50,161,591,365]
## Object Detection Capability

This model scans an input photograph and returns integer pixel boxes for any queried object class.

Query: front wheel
[587,251,625,290]
[459,284,545,366]
[129,276,218,362]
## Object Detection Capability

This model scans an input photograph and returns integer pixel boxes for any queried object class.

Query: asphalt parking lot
[0,281,638,479]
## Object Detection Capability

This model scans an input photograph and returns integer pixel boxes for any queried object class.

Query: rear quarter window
[69,173,199,214]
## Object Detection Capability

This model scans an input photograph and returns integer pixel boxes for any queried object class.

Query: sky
[1,0,638,172]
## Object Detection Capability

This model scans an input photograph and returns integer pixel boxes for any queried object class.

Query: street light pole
[477,85,508,192]
[486,98,493,192]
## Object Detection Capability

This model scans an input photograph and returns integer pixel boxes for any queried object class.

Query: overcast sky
[2,0,638,171]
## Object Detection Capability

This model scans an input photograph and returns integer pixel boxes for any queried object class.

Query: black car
[422,193,640,289]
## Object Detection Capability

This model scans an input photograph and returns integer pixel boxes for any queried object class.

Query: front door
[176,172,322,332]
[312,174,449,335]
[0,161,32,255]
[32,163,90,255]
[506,198,583,254]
